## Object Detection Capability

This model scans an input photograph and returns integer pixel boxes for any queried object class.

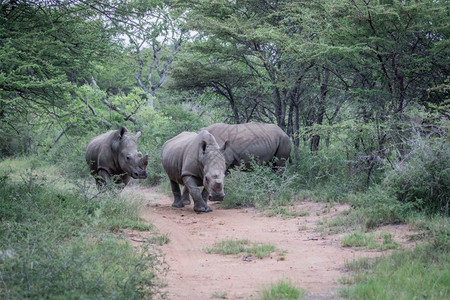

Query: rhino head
[198,132,228,202]
[113,127,149,179]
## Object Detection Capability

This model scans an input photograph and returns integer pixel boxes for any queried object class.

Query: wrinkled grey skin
[202,122,291,170]
[161,130,227,213]
[86,126,149,189]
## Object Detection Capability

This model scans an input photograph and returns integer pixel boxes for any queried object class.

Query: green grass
[256,279,307,300]
[340,245,450,300]
[342,232,378,249]
[341,231,400,250]
[149,233,171,245]
[266,206,310,219]
[205,239,279,259]
[211,291,228,299]
[0,159,164,299]
[378,232,400,250]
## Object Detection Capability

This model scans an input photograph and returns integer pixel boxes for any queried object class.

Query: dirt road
[124,186,414,299]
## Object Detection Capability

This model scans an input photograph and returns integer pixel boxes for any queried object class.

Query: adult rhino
[202,122,291,170]
[86,126,148,188]
[161,130,228,213]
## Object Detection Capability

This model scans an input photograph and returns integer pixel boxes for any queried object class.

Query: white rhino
[85,126,148,188]
[202,122,291,170]
[161,130,228,213]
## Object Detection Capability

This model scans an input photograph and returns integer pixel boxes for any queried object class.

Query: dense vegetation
[1,0,449,299]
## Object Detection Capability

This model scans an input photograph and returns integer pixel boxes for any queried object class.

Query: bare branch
[103,99,138,124]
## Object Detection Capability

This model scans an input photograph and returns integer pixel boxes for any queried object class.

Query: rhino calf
[86,126,149,189]
[202,122,291,170]
[161,130,228,213]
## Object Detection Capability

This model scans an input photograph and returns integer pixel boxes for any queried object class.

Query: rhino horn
[136,131,142,139]
[141,154,149,166]
[215,179,223,188]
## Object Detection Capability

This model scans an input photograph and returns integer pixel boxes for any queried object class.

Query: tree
[0,1,118,154]
[93,0,188,107]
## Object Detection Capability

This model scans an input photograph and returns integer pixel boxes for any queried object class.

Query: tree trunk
[310,68,330,152]
[293,103,300,163]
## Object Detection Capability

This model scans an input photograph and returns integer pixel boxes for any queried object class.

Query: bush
[222,161,295,209]
[348,185,413,230]
[0,165,163,299]
[387,138,450,216]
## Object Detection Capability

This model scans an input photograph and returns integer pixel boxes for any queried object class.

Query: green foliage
[340,245,450,300]
[0,161,164,299]
[409,216,450,253]
[0,2,116,148]
[256,279,307,300]
[348,185,413,230]
[222,161,295,209]
[387,138,450,216]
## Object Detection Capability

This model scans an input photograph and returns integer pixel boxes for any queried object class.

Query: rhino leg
[181,186,191,206]
[95,169,111,189]
[121,175,131,187]
[170,180,185,208]
[201,188,209,203]
[183,176,212,213]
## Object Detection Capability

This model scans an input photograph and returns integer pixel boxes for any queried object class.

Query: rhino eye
[126,155,131,160]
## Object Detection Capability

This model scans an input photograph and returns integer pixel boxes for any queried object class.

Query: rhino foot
[172,202,185,208]
[194,205,212,213]
[182,198,191,206]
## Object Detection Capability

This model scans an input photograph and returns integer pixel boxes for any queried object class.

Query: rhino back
[203,122,289,163]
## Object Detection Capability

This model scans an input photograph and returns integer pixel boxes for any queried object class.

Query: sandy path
[125,185,414,299]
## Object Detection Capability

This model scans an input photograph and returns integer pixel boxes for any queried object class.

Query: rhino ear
[198,140,207,159]
[220,140,229,153]
[111,127,126,152]
[118,126,128,138]
[201,140,207,154]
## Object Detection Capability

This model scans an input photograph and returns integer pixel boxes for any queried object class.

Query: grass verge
[340,216,450,300]
[340,244,450,300]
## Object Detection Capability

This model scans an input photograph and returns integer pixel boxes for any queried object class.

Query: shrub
[222,161,295,209]
[0,165,163,299]
[387,138,450,216]
[347,185,413,230]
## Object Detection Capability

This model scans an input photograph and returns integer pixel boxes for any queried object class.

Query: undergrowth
[340,244,450,300]
[222,161,296,209]
[0,160,165,299]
